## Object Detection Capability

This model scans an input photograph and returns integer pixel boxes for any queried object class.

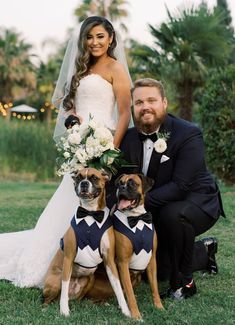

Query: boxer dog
[43,168,130,317]
[113,174,163,320]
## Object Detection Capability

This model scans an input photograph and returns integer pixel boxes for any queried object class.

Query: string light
[0,101,8,116]
[0,100,57,121]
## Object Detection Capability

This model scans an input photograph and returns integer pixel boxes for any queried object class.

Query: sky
[1,0,235,60]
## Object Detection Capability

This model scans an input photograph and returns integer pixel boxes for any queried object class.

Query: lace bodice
[75,74,116,130]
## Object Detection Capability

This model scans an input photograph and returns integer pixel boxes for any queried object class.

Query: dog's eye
[117,180,124,187]
[90,175,98,182]
[128,179,137,187]
[77,174,83,180]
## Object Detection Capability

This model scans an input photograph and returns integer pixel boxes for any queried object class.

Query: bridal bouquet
[56,117,129,176]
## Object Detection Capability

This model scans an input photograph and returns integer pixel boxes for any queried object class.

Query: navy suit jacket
[119,114,225,220]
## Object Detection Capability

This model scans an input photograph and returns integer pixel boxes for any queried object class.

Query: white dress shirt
[141,128,160,176]
[142,139,154,176]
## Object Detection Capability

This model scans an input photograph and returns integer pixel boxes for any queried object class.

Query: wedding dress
[0,74,117,288]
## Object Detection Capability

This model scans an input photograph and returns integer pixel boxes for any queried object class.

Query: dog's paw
[122,305,131,318]
[60,306,70,317]
[154,300,164,309]
[132,312,143,321]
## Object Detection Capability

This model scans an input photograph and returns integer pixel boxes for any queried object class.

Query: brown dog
[43,168,130,317]
[113,174,163,320]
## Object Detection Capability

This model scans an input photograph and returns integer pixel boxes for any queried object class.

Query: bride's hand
[71,113,83,124]
[64,114,82,129]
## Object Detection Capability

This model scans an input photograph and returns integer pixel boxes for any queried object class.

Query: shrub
[199,66,235,184]
[0,120,58,181]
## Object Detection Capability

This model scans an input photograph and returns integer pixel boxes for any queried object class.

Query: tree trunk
[46,107,52,125]
[2,84,12,122]
[177,80,193,121]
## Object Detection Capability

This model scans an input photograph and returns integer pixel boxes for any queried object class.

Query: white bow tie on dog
[160,155,170,163]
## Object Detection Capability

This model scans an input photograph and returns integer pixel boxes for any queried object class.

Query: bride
[0,16,132,288]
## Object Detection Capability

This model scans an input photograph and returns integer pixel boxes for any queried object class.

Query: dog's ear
[138,174,154,193]
[71,171,80,182]
[114,174,124,186]
[71,172,77,181]
[100,169,112,182]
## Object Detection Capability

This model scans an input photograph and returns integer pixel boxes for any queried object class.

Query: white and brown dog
[113,173,163,320]
[43,168,130,317]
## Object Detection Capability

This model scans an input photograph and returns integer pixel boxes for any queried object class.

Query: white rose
[88,119,103,130]
[63,143,70,150]
[86,136,98,147]
[71,124,80,132]
[86,137,105,157]
[86,146,95,159]
[79,123,90,138]
[154,138,167,153]
[70,162,84,174]
[68,133,81,145]
[63,152,70,158]
[94,127,113,140]
[75,148,88,164]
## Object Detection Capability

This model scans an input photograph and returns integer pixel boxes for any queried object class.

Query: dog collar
[114,210,153,232]
[75,206,110,229]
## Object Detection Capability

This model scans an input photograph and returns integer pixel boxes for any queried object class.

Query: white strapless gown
[0,75,117,288]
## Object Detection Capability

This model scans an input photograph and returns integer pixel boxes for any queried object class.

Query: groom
[113,78,225,300]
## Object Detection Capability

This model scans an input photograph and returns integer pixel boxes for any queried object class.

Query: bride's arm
[112,63,132,148]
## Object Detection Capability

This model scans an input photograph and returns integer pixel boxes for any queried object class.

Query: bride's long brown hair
[63,16,117,112]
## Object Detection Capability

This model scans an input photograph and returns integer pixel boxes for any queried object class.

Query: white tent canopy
[10,104,38,113]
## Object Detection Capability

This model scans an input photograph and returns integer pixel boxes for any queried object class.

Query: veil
[52,21,133,143]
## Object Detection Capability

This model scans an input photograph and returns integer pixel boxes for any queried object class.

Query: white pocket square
[160,155,170,163]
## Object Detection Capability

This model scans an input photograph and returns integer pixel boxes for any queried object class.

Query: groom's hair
[131,78,165,99]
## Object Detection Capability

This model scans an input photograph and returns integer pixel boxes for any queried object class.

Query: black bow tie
[127,212,152,228]
[76,206,105,223]
[138,132,158,142]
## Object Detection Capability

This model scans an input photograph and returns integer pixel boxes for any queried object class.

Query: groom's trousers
[150,200,218,289]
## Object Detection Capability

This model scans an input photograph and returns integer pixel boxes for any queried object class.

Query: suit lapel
[147,150,161,179]
[130,129,143,173]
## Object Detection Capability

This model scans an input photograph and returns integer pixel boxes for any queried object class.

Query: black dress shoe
[160,280,197,301]
[201,237,218,274]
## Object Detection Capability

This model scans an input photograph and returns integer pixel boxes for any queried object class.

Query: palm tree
[129,3,234,121]
[214,0,235,63]
[0,28,36,118]
[128,39,161,79]
[74,0,129,33]
[215,0,233,29]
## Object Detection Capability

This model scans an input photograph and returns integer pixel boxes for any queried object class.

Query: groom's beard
[134,110,167,134]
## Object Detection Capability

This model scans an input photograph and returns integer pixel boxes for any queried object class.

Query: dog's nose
[80,180,89,189]
[119,184,126,190]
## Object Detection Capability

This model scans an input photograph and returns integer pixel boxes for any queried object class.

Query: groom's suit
[115,113,225,287]
[120,113,225,220]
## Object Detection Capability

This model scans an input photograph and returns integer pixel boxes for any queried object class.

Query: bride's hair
[63,16,117,111]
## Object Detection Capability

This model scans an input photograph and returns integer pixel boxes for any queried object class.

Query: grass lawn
[0,181,235,325]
